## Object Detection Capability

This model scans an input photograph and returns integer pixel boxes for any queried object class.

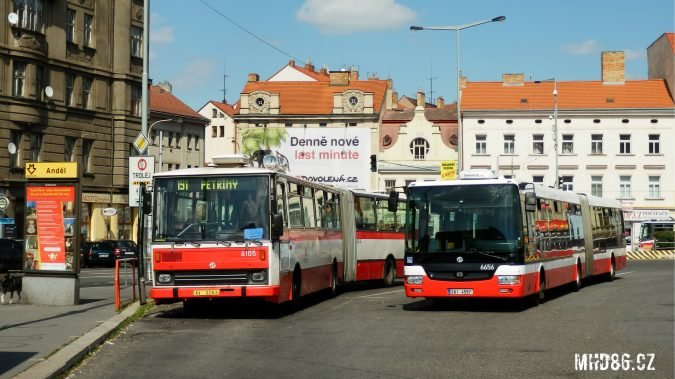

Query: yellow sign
[25,162,79,179]
[440,160,457,180]
[133,132,150,154]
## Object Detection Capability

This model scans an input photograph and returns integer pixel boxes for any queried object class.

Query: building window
[475,135,487,154]
[619,134,631,154]
[409,138,429,160]
[65,72,75,106]
[383,135,392,147]
[195,136,200,150]
[561,134,574,154]
[211,125,217,138]
[532,176,544,185]
[66,9,75,43]
[619,176,631,198]
[561,176,573,192]
[82,139,93,173]
[168,132,174,148]
[648,176,661,198]
[83,14,93,47]
[532,134,544,154]
[9,131,22,168]
[219,125,224,137]
[131,85,141,116]
[175,133,181,148]
[503,135,515,154]
[30,134,42,162]
[212,109,217,118]
[385,180,396,191]
[13,61,26,97]
[64,137,76,161]
[13,0,43,32]
[648,134,660,154]
[590,134,603,154]
[591,176,603,197]
[82,77,92,108]
[131,26,143,58]
[187,135,192,150]
[35,65,44,101]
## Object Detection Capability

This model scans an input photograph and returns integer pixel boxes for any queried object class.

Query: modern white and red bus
[391,169,626,304]
[148,155,405,309]
[637,220,675,251]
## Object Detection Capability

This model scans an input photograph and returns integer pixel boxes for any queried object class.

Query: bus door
[579,195,594,276]
[275,178,291,273]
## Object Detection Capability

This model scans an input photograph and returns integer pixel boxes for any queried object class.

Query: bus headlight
[497,275,521,285]
[406,275,423,285]
[157,273,173,284]
[251,271,267,282]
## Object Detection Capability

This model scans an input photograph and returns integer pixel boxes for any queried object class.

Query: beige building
[0,0,144,242]
[198,100,237,164]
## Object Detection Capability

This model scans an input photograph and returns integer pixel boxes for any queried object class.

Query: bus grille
[427,271,494,281]
[160,270,265,286]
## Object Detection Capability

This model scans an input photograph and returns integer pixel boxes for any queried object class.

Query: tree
[241,127,287,157]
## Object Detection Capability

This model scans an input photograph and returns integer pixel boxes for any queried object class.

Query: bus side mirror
[271,214,284,241]
[388,191,399,212]
[525,192,536,212]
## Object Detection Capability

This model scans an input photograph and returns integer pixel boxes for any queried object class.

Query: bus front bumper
[150,285,281,302]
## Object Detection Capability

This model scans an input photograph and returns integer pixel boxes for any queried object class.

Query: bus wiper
[158,234,201,247]
[235,238,263,246]
[208,234,232,246]
[466,247,507,261]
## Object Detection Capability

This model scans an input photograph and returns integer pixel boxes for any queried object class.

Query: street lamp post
[411,16,505,173]
[147,118,182,172]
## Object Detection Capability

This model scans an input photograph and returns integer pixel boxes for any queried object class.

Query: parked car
[85,240,138,268]
[0,238,23,273]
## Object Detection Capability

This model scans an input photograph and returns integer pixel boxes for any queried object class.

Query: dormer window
[383,135,392,147]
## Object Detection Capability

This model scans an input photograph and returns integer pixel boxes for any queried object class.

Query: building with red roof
[461,47,675,227]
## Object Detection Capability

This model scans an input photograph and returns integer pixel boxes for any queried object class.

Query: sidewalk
[0,283,140,379]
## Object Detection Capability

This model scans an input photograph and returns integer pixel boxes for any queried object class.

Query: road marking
[616,271,634,276]
[354,289,403,298]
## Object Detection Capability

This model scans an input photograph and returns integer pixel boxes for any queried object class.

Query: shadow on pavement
[0,352,38,375]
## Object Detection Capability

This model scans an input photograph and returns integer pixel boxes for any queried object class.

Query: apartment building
[1,0,144,241]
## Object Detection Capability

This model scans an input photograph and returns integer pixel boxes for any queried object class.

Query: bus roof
[153,166,276,178]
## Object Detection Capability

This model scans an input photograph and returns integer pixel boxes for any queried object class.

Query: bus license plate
[448,289,473,295]
[193,289,219,296]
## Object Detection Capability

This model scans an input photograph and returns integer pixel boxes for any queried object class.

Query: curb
[14,302,140,379]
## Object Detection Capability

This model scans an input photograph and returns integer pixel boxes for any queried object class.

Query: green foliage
[654,230,674,243]
[241,127,287,156]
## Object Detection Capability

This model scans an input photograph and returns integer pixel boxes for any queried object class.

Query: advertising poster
[243,127,371,189]
[25,185,76,271]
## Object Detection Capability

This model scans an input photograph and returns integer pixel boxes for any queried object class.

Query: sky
[149,0,675,111]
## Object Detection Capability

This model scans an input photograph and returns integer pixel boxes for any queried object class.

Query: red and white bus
[392,169,626,304]
[148,156,405,309]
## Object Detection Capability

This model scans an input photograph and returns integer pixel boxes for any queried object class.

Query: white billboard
[261,128,371,189]
[129,156,155,207]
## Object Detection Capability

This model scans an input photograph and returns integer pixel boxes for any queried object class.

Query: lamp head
[410,26,423,31]
[491,16,506,22]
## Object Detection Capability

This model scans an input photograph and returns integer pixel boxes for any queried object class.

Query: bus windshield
[405,184,522,254]
[153,175,270,242]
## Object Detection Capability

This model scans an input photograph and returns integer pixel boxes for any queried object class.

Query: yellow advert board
[440,160,457,180]
[25,162,79,179]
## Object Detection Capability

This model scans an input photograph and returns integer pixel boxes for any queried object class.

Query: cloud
[561,39,600,55]
[297,0,416,34]
[151,25,175,44]
[171,59,216,90]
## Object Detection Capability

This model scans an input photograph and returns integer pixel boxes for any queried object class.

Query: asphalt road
[69,260,674,378]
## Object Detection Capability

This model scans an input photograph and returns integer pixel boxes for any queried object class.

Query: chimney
[436,96,444,108]
[502,73,524,86]
[320,66,328,75]
[304,59,314,72]
[416,90,426,108]
[350,69,359,81]
[157,81,172,93]
[391,91,398,108]
[602,51,625,84]
[460,76,468,90]
[288,59,295,67]
[247,73,259,82]
[329,71,350,86]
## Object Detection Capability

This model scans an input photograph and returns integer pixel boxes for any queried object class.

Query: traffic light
[370,154,377,172]
[558,176,564,189]
[142,187,153,215]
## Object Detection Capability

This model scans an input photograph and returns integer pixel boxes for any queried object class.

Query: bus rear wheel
[328,261,338,298]
[291,266,302,302]
[606,256,616,282]
[383,257,396,287]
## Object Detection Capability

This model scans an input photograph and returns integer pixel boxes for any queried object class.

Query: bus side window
[303,187,317,228]
[332,193,341,229]
[288,183,303,228]
[315,189,325,228]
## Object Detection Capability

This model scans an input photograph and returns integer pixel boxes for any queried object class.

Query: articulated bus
[391,169,626,304]
[148,156,405,309]
[638,220,675,251]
